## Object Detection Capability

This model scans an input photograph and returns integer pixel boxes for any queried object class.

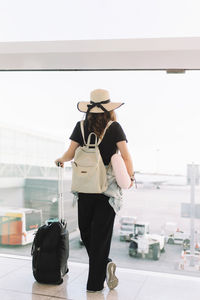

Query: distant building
[0,123,66,177]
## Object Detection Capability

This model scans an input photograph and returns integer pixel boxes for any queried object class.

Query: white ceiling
[0,37,200,70]
[1,1,200,41]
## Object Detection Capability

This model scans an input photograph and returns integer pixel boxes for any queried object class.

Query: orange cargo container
[0,208,42,245]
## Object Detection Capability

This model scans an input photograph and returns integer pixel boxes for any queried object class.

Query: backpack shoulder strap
[98,120,114,145]
[80,120,86,145]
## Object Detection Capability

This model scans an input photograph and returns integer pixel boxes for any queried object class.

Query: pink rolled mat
[111,153,131,189]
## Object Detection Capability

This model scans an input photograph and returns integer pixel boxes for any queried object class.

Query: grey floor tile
[135,273,200,300]
[0,257,200,300]
[55,268,147,300]
[0,289,52,300]
[66,261,88,283]
[0,257,29,279]
[0,265,63,297]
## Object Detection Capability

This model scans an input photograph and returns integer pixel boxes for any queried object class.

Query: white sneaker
[106,262,119,289]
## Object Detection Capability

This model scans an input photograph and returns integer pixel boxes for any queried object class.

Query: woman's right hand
[54,158,64,168]
[129,181,134,189]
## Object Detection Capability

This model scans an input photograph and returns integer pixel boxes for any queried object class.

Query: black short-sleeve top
[70,121,127,165]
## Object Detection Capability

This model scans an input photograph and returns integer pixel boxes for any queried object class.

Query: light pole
[190,163,195,266]
[187,163,199,267]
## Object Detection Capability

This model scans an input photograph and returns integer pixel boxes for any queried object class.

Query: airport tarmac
[1,183,200,278]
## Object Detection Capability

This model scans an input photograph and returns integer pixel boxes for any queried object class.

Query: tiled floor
[0,255,200,300]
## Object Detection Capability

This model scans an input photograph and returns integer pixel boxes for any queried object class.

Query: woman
[55,89,134,293]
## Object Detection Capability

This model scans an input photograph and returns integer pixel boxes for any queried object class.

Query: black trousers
[78,193,115,291]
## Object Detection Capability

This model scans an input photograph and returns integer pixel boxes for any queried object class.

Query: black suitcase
[31,163,69,284]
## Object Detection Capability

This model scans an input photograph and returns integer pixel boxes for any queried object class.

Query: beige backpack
[71,120,113,193]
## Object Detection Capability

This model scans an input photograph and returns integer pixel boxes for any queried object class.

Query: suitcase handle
[57,163,64,221]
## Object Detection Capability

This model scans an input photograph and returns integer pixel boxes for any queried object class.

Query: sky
[0,70,200,175]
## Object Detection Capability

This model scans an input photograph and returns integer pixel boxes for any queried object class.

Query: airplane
[134,172,186,189]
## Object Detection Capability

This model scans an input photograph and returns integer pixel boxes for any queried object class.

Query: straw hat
[77,89,124,113]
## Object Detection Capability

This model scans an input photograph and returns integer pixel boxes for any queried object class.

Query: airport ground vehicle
[129,223,165,260]
[164,222,190,245]
[119,216,137,241]
[0,207,42,245]
[167,230,190,245]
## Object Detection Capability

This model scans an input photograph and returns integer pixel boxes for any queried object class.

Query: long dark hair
[86,110,116,138]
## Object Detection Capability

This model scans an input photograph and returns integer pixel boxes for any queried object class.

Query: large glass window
[0,71,200,278]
